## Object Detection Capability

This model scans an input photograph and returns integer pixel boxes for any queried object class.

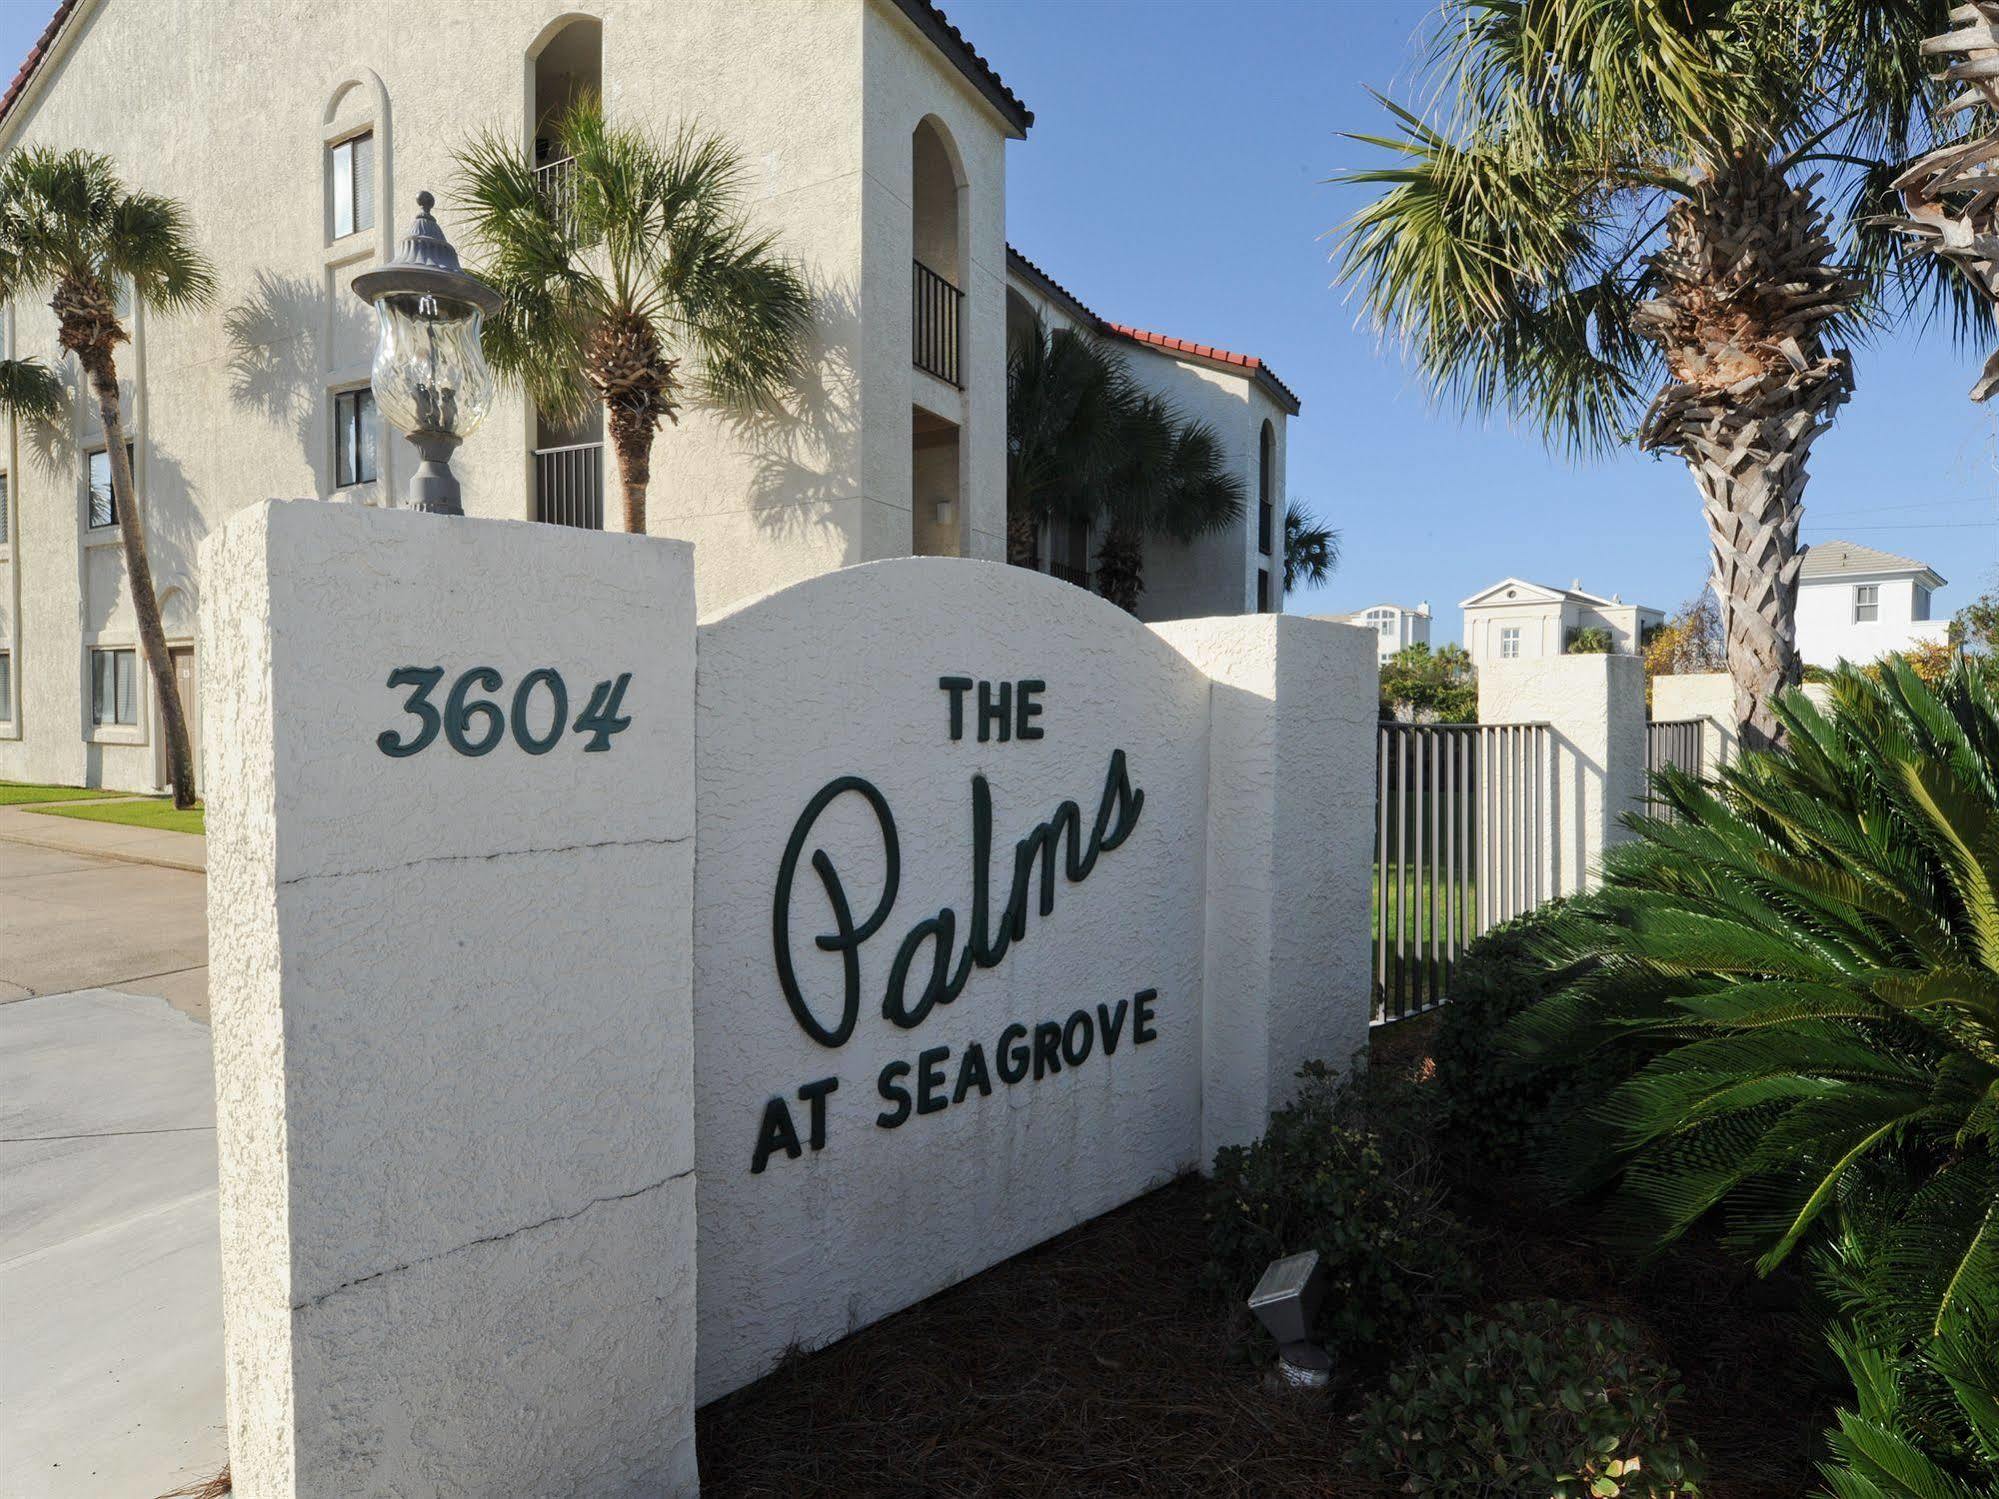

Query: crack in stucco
[279,832,691,888]
[291,1168,692,1312]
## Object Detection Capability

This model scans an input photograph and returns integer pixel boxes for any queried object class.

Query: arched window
[1257,420,1274,557]
[911,117,967,387]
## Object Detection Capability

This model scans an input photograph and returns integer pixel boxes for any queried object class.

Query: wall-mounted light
[934,496,955,528]
[1248,1250,1332,1388]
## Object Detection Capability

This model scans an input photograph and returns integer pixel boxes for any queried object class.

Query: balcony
[536,154,577,226]
[912,259,963,388]
[534,442,603,529]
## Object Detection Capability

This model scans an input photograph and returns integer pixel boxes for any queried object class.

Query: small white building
[1326,602,1430,664]
[1795,540,1949,667]
[1460,578,1662,665]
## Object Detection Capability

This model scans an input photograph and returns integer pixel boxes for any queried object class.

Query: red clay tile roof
[1,0,75,128]
[1104,323,1302,414]
[1007,247,1300,414]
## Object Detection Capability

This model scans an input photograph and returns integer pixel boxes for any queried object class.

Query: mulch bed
[701,1017,1833,1498]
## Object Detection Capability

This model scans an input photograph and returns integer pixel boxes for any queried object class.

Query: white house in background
[1460,578,1663,665]
[1796,540,1949,667]
[0,0,1294,794]
[1325,601,1431,663]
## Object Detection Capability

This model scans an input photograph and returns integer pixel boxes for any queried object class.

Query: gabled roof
[887,1,1032,136]
[4,2,1034,137]
[1006,246,1302,415]
[1800,539,1946,587]
[1459,577,1659,612]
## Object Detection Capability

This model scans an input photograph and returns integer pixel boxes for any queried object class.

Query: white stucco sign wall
[205,515,1375,1492]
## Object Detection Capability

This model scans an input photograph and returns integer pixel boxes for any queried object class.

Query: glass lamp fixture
[351,192,502,515]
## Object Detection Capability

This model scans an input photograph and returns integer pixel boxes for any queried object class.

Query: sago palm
[1333,1,1980,752]
[454,96,811,534]
[1093,394,1245,615]
[1005,318,1127,567]
[1282,502,1340,594]
[1508,660,1999,1340]
[0,147,214,808]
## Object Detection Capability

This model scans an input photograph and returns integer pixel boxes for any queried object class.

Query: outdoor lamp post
[1248,1250,1332,1389]
[352,191,502,515]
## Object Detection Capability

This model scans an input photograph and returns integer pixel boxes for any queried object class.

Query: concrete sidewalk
[0,801,205,874]
[0,987,226,1499]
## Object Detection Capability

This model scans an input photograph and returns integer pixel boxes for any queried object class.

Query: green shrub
[1428,903,1590,1182]
[1357,1299,1702,1497]
[1202,1061,1476,1364]
[1567,626,1615,654]
[1818,1314,1999,1499]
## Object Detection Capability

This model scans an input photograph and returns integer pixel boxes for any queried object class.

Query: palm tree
[1333,2,1977,753]
[1092,393,1245,614]
[0,147,213,809]
[0,357,62,422]
[455,96,812,533]
[1892,1,1999,401]
[1005,317,1125,566]
[1281,502,1340,594]
[1508,660,1999,1340]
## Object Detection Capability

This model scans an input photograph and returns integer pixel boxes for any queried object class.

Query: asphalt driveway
[0,836,225,1498]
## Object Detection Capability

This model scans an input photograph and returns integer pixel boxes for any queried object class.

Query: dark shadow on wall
[223,270,372,496]
[721,279,862,546]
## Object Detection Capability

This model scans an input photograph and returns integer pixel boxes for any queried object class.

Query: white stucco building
[1795,540,1949,668]
[1460,578,1662,665]
[1325,601,1430,664]
[0,0,1296,793]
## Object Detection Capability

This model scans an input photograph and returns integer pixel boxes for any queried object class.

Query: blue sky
[3,0,1993,638]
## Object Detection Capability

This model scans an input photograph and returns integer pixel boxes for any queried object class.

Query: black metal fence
[1374,721,1551,1023]
[912,259,964,387]
[1645,718,1706,819]
[534,442,604,530]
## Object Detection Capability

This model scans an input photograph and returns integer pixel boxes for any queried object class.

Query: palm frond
[0,357,64,423]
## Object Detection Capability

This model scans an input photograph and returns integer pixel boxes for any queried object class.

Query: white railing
[536,155,577,225]
[534,442,603,530]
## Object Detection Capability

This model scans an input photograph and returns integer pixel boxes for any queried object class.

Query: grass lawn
[0,781,125,806]
[28,796,205,835]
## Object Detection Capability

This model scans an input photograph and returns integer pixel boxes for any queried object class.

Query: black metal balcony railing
[912,258,963,387]
[534,442,604,530]
[1048,560,1089,589]
[536,155,578,226]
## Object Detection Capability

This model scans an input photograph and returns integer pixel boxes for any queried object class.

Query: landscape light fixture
[352,192,502,515]
[1248,1249,1332,1389]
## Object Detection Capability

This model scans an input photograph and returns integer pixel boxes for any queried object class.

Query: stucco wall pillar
[1155,615,1378,1163]
[1651,670,1736,774]
[1478,653,1646,899]
[201,501,699,1498]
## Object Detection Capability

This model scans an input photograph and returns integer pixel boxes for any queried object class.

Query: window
[1913,586,1931,622]
[1256,569,1270,613]
[90,647,138,727]
[87,444,133,529]
[1257,421,1274,557]
[1367,608,1394,637]
[1500,626,1521,659]
[0,469,9,546]
[334,387,378,487]
[331,130,375,240]
[1854,584,1878,623]
[0,651,10,722]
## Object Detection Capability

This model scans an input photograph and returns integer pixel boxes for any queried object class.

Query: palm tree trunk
[1006,509,1037,568]
[83,351,196,809]
[608,402,654,534]
[1672,403,1828,752]
[1094,523,1144,614]
[1634,155,1857,753]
